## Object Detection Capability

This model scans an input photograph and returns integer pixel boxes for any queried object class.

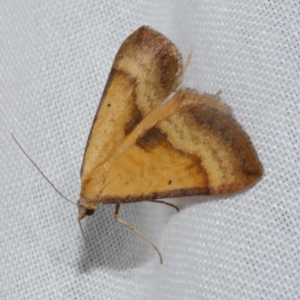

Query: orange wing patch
[79,27,262,210]
[85,90,262,204]
[80,26,183,202]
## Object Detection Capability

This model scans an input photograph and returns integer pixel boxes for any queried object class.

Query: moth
[14,26,263,264]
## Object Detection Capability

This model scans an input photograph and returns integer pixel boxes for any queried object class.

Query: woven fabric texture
[1,1,299,299]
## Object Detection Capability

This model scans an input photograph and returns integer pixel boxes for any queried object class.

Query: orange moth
[14,26,263,264]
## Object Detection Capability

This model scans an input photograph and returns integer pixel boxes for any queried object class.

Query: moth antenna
[11,133,77,206]
[170,51,193,94]
[183,51,193,72]
[78,221,88,243]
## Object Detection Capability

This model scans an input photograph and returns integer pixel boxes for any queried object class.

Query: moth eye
[85,209,95,216]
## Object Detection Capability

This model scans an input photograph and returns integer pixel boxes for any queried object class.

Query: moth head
[77,198,95,221]
[76,198,96,243]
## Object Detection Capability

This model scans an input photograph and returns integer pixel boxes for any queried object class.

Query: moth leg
[114,203,163,264]
[144,200,179,212]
